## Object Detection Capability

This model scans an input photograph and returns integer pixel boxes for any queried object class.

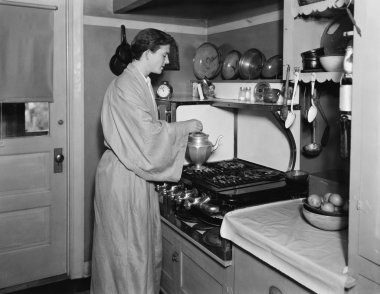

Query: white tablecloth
[220,199,355,294]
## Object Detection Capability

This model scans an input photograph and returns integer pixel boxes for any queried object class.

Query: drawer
[234,246,314,294]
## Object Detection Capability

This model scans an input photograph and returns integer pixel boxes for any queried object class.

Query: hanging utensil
[302,119,322,158]
[307,73,318,122]
[314,90,330,147]
[280,65,290,121]
[109,25,132,76]
[285,70,300,129]
[340,115,351,159]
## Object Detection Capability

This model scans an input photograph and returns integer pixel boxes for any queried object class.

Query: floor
[6,278,164,294]
[7,278,90,294]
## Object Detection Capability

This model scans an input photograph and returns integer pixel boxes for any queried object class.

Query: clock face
[157,82,172,98]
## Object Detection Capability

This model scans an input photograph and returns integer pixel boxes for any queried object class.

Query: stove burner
[183,159,284,189]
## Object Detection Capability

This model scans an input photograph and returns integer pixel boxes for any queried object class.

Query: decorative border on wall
[83,10,283,35]
[208,10,283,34]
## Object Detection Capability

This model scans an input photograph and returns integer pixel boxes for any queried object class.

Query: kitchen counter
[220,198,356,294]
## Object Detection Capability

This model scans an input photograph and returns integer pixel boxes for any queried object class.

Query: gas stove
[179,159,304,217]
[157,159,307,261]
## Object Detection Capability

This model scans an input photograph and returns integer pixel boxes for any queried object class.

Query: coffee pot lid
[188,132,209,143]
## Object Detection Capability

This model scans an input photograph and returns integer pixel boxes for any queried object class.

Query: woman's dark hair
[131,28,174,60]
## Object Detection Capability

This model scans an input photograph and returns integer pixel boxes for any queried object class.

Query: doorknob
[55,153,64,163]
[54,148,64,173]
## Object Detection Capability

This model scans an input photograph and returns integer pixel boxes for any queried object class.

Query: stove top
[181,158,286,195]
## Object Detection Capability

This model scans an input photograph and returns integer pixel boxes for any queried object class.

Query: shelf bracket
[271,110,297,171]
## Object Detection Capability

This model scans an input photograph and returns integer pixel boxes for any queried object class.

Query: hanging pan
[109,25,132,76]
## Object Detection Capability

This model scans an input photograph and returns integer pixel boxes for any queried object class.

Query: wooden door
[0,0,68,289]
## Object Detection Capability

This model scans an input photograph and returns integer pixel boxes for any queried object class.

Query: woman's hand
[187,119,203,133]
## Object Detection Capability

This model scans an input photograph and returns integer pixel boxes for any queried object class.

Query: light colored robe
[91,63,190,294]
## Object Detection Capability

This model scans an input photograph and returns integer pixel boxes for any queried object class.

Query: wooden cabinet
[283,0,380,292]
[161,222,233,294]
[234,246,313,294]
[283,0,352,83]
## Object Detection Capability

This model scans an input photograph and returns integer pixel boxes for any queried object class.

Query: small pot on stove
[186,132,223,170]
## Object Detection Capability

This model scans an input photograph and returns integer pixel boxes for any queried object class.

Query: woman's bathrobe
[91,63,190,294]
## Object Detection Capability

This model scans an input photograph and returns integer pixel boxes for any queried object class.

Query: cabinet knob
[269,285,283,294]
[172,251,179,262]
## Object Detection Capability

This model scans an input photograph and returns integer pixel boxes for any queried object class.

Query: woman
[91,28,202,294]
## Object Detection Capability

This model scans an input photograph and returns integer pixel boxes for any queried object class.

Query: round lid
[188,132,209,143]
[261,55,283,79]
[221,50,241,80]
[238,48,266,80]
[193,43,222,80]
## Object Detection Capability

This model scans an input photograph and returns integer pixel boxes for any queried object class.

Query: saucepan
[285,170,309,186]
[109,25,132,76]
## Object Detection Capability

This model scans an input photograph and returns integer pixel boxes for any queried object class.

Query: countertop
[220,198,355,294]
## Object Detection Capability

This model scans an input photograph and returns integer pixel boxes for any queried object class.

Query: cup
[263,88,281,103]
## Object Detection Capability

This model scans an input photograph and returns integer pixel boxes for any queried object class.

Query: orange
[307,194,322,208]
[329,193,344,207]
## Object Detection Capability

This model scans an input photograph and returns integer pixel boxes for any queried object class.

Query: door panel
[0,0,67,289]
[0,152,49,194]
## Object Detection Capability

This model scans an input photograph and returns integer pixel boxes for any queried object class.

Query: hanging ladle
[302,119,322,157]
[285,70,300,129]
[314,90,330,147]
[307,73,318,123]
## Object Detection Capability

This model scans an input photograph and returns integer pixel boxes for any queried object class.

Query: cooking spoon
[285,70,300,129]
[302,119,322,157]
[307,73,318,123]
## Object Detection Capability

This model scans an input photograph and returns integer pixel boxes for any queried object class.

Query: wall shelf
[294,0,352,17]
[299,71,343,83]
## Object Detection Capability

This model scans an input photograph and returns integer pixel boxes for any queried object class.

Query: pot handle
[121,25,126,44]
[211,135,223,152]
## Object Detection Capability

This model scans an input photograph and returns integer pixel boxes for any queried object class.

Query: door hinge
[356,200,361,210]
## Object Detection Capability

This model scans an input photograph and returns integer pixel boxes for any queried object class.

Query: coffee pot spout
[211,135,223,152]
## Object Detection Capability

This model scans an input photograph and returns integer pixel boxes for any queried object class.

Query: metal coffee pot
[186,132,223,170]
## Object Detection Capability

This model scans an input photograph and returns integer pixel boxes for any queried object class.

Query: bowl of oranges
[302,193,349,231]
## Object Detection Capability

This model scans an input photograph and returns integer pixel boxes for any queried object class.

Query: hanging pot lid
[261,55,283,79]
[193,42,222,80]
[238,48,266,80]
[221,50,241,80]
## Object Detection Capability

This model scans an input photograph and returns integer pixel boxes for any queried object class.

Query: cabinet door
[234,246,313,294]
[348,0,380,289]
[161,223,179,294]
[178,240,232,294]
